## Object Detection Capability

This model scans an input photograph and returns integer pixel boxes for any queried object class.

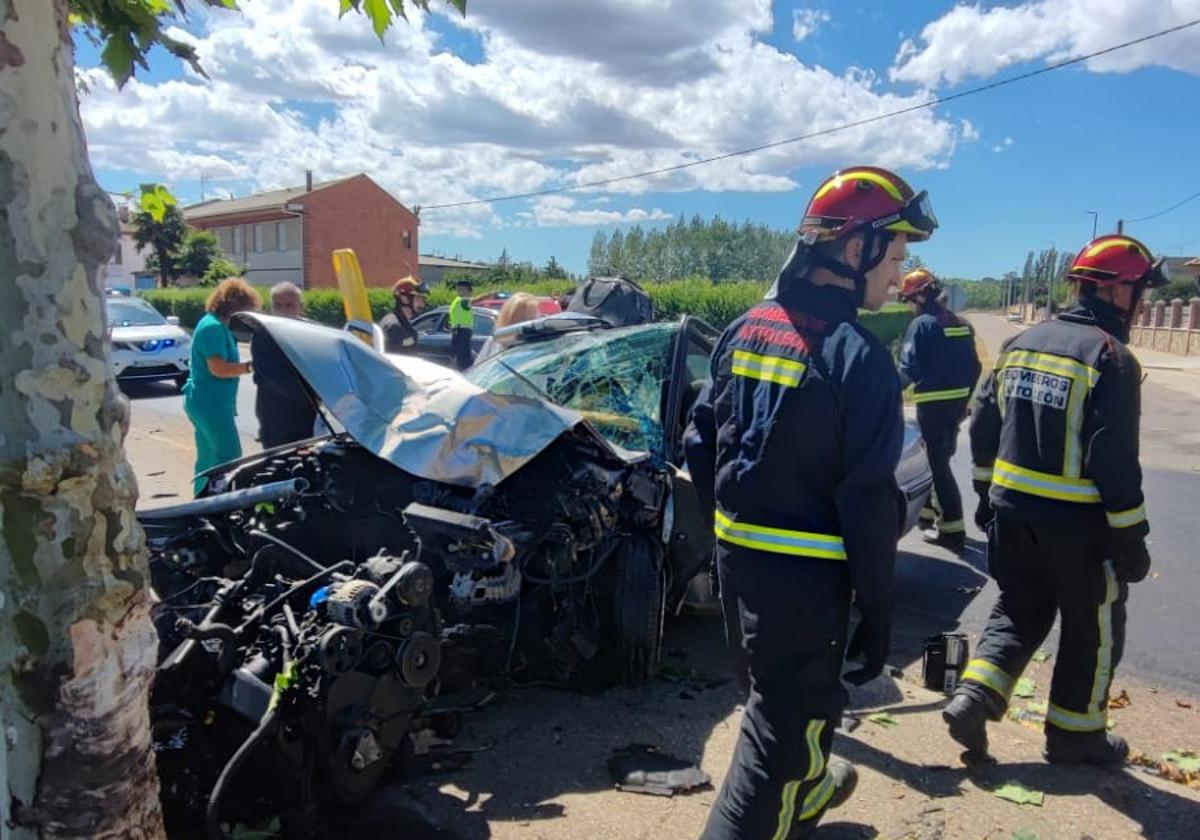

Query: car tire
[174,374,189,391]
[608,533,665,685]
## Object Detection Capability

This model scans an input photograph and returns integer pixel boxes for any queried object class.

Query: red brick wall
[297,175,419,289]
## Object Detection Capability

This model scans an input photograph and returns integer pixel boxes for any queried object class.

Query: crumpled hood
[232,312,604,488]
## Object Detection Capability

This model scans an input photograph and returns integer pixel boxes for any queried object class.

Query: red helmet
[898,268,940,301]
[800,166,937,244]
[1067,235,1168,288]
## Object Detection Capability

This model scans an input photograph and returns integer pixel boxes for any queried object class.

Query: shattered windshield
[467,323,676,456]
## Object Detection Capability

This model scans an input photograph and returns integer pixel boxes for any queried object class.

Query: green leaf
[1031,649,1050,663]
[1012,830,1039,840]
[1025,700,1047,715]
[867,712,899,728]
[338,0,357,17]
[1013,677,1037,698]
[139,184,177,223]
[100,31,137,87]
[363,0,393,39]
[1163,751,1200,773]
[447,0,468,15]
[993,781,1044,807]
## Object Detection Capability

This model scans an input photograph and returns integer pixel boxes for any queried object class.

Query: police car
[107,296,191,389]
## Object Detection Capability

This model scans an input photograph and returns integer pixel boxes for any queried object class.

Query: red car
[473,291,563,316]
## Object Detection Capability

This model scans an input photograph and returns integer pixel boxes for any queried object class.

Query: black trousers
[961,511,1127,734]
[450,327,473,370]
[917,403,966,535]
[702,544,850,840]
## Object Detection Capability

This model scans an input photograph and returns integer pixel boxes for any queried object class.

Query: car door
[660,317,720,612]
[412,310,455,365]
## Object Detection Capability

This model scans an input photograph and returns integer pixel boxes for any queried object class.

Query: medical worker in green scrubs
[183,277,260,494]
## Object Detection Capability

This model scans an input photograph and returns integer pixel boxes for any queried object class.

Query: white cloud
[792,8,832,42]
[891,0,1200,88]
[960,118,980,142]
[992,136,1015,153]
[522,195,672,227]
[79,0,961,237]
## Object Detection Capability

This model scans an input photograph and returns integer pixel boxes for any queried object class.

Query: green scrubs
[183,313,241,494]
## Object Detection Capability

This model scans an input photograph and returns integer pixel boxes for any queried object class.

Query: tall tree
[0,2,465,838]
[587,230,609,276]
[132,202,187,287]
[543,255,567,279]
[174,229,221,280]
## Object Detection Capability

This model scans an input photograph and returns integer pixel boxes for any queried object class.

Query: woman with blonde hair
[183,277,260,493]
[474,292,542,364]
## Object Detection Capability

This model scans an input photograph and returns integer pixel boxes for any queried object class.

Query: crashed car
[140,313,683,832]
[466,316,935,607]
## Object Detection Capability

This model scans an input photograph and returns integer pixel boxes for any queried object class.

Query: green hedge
[140,280,911,346]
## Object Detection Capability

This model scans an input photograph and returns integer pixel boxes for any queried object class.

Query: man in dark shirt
[252,282,317,448]
[380,276,428,354]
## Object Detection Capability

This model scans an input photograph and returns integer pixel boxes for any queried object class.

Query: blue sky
[77,0,1200,280]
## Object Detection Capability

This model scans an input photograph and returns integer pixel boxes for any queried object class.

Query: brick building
[183,173,419,289]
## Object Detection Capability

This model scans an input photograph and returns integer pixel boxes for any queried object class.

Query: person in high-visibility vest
[897,268,981,550]
[686,166,937,839]
[448,278,475,370]
[946,234,1168,764]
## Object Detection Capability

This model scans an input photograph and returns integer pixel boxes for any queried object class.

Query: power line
[422,18,1200,212]
[1125,189,1200,224]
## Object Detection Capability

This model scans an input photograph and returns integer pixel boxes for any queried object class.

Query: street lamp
[1085,210,1099,240]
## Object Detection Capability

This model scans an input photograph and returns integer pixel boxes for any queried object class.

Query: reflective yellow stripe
[1105,504,1146,529]
[1087,561,1118,720]
[913,386,972,404]
[962,658,1015,700]
[943,326,971,337]
[940,518,965,534]
[993,459,1101,504]
[732,349,806,388]
[772,721,827,840]
[1047,702,1107,732]
[799,772,836,821]
[1085,237,1150,260]
[814,168,904,202]
[973,465,994,482]
[715,510,846,560]
[999,350,1100,387]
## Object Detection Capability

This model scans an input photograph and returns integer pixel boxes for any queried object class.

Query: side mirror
[166,315,181,327]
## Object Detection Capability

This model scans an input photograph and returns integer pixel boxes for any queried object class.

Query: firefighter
[380,276,428,354]
[897,268,981,550]
[945,234,1167,764]
[686,166,937,839]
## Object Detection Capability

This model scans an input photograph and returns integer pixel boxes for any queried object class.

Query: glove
[843,613,891,686]
[1113,539,1151,583]
[973,492,993,531]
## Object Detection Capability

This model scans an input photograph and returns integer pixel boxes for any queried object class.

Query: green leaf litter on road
[1012,829,1040,840]
[1163,751,1200,773]
[867,712,900,728]
[993,781,1045,806]
[1013,677,1038,698]
[1031,650,1051,663]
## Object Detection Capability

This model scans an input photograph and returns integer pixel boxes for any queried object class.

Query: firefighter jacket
[684,282,905,622]
[899,305,982,415]
[970,301,1148,541]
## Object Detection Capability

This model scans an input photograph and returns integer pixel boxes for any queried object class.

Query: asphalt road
[121,315,1200,692]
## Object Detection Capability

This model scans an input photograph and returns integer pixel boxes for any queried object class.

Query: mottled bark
[0,1,164,837]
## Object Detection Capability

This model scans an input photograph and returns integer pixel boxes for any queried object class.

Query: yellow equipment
[332,248,375,347]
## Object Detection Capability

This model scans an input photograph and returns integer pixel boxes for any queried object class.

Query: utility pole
[1117,219,1125,235]
[1086,210,1098,240]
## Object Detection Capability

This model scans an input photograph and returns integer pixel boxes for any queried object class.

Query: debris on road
[1031,650,1050,663]
[867,712,900,728]
[607,744,712,797]
[1109,689,1132,710]
[992,781,1045,807]
[1013,678,1037,698]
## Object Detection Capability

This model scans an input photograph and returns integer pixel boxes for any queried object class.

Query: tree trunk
[0,1,165,837]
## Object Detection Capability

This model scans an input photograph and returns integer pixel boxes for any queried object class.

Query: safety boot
[942,689,1000,755]
[1043,728,1129,765]
[825,758,858,811]
[922,528,966,551]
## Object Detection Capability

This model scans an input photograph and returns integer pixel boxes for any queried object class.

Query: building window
[253,224,264,253]
[232,226,243,254]
[403,230,412,250]
[276,221,287,251]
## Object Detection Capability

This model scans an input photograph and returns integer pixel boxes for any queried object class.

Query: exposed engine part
[140,478,308,522]
[325,580,381,630]
[449,564,522,606]
[397,632,441,688]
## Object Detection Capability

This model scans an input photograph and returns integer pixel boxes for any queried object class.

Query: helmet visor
[873,190,938,241]
[1143,256,1170,289]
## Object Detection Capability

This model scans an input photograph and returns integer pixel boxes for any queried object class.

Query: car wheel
[174,374,189,391]
[608,533,665,685]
